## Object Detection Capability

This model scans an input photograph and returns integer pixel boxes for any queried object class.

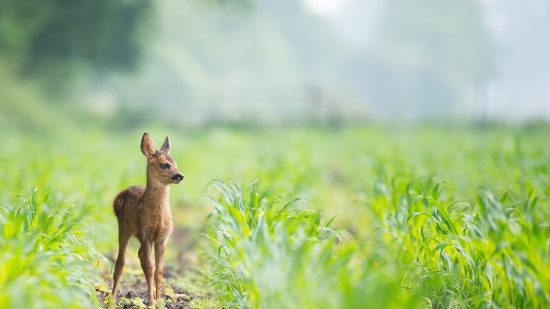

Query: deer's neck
[143,180,170,208]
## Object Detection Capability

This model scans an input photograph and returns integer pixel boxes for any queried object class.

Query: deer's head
[140,132,184,185]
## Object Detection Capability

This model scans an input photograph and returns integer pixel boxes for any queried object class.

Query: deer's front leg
[138,240,155,306]
[154,240,167,300]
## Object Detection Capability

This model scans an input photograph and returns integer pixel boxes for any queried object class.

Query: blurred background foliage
[1,0,549,130]
[0,0,150,77]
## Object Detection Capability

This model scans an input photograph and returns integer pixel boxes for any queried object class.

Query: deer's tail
[113,190,127,219]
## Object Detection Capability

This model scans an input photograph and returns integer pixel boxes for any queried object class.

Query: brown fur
[111,133,184,307]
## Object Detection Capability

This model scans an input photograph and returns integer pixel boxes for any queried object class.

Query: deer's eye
[160,163,170,170]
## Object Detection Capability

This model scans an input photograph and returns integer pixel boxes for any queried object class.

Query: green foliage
[0,64,85,134]
[369,176,550,307]
[198,125,550,308]
[0,0,151,78]
[204,174,550,308]
[205,179,420,308]
[0,188,103,308]
[0,123,549,308]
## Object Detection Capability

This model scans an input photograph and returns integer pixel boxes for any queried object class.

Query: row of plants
[204,177,549,308]
[0,188,103,308]
[1,124,548,308]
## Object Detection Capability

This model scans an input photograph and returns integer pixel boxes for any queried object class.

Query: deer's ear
[160,136,171,154]
[141,132,156,157]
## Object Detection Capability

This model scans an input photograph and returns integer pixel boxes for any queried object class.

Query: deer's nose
[172,174,184,181]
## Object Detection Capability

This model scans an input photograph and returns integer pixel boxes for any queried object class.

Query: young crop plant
[368,174,550,308]
[2,122,548,308]
[0,188,103,308]
[204,179,421,309]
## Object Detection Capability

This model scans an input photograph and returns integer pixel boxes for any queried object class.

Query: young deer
[111,132,184,306]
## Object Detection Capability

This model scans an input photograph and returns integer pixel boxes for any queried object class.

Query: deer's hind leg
[112,228,132,302]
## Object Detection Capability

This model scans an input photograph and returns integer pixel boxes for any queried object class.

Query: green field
[1,123,549,308]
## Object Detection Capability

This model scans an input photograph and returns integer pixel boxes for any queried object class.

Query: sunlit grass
[204,179,419,308]
[368,174,549,307]
[204,176,549,308]
[0,188,103,308]
[0,124,548,308]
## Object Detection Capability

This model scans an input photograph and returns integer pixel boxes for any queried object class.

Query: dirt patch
[96,286,201,309]
[95,267,211,309]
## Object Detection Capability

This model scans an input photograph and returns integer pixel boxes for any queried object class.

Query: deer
[111,132,184,307]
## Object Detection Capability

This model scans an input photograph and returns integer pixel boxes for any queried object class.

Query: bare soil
[95,266,208,309]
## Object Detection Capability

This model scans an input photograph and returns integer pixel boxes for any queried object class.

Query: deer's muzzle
[172,174,184,183]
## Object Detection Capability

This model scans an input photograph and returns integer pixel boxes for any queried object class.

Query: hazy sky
[303,0,550,121]
[303,0,350,18]
[95,0,550,123]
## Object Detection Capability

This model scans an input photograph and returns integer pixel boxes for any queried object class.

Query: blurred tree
[361,0,495,120]
[107,0,348,124]
[0,0,151,79]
